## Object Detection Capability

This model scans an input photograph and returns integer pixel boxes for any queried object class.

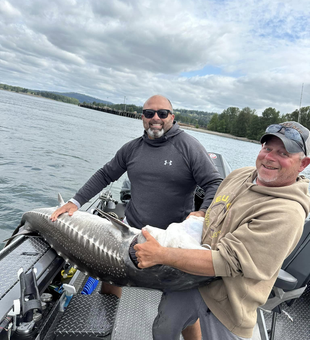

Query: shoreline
[0,89,258,144]
[179,124,260,144]
[0,88,78,103]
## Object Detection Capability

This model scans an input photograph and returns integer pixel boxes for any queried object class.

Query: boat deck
[261,284,310,340]
[112,284,310,340]
[78,275,309,340]
[1,238,309,340]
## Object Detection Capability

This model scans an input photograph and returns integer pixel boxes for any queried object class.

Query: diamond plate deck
[110,286,309,340]
[262,284,310,340]
[111,287,163,340]
[0,237,49,299]
[55,293,119,339]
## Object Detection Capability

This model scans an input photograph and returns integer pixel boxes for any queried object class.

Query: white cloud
[0,0,21,19]
[0,0,309,115]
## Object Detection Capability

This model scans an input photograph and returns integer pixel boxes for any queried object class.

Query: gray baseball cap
[260,121,310,156]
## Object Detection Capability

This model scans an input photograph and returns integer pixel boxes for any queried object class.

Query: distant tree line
[0,83,29,93]
[90,100,310,140]
[174,109,215,128]
[3,82,309,141]
[0,83,79,105]
[35,91,79,104]
[208,106,310,141]
[90,101,215,127]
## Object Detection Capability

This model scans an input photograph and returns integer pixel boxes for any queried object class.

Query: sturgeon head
[10,205,215,291]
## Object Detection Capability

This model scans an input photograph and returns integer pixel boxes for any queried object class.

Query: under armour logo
[164,160,173,165]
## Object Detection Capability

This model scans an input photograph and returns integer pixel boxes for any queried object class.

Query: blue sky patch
[180,65,243,78]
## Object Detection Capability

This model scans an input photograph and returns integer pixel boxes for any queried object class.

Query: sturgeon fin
[3,225,37,246]
[58,193,66,207]
[95,208,131,235]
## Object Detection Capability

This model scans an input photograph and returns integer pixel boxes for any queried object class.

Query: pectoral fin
[94,208,131,235]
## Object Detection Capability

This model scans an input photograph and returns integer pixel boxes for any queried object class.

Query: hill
[51,92,113,105]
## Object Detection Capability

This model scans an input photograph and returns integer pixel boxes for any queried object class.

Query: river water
[1,90,308,248]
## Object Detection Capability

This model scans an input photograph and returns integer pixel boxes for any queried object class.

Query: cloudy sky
[0,0,309,114]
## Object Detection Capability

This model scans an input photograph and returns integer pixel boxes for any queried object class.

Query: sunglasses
[266,124,307,155]
[142,109,172,119]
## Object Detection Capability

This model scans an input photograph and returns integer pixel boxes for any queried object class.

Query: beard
[257,173,278,184]
[147,127,164,139]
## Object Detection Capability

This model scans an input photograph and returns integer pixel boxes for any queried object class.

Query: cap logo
[281,122,303,135]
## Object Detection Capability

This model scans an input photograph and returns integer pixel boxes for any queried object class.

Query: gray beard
[147,128,164,139]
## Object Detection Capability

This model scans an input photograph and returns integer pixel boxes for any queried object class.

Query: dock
[79,103,142,119]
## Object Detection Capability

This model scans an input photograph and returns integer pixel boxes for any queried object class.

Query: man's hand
[50,202,78,221]
[134,229,215,276]
[134,229,164,268]
[186,210,206,219]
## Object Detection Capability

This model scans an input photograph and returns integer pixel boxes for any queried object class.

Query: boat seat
[257,218,310,340]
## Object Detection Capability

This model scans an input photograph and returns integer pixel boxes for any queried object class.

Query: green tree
[299,107,310,129]
[284,107,310,131]
[226,107,240,135]
[261,107,280,131]
[207,114,219,131]
[247,114,262,140]
[234,107,255,137]
[284,110,299,122]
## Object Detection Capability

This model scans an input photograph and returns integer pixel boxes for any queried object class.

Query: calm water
[2,90,308,247]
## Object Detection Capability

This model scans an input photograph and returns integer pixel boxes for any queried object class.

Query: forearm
[200,178,223,210]
[135,229,215,276]
[158,247,215,276]
[73,169,110,206]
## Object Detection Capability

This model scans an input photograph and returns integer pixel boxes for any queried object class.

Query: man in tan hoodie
[134,121,310,340]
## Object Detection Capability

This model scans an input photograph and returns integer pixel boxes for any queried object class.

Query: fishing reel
[98,190,118,210]
[89,179,131,221]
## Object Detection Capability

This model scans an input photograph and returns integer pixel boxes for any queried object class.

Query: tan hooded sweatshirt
[199,167,310,338]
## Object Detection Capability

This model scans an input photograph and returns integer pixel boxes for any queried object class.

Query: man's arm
[73,139,140,206]
[199,178,223,209]
[186,138,223,211]
[50,141,136,221]
[134,229,215,276]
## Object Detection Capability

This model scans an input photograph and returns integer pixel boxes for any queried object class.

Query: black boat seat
[257,218,310,340]
[274,269,297,291]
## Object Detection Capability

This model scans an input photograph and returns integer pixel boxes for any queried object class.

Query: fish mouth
[128,236,140,269]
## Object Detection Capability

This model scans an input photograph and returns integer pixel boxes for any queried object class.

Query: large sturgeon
[7,198,214,291]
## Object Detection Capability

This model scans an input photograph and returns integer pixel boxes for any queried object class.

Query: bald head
[143,95,173,113]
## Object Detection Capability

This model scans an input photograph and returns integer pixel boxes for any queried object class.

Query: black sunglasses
[266,124,307,155]
[142,109,172,119]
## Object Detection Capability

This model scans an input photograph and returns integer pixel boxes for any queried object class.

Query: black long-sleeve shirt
[74,122,222,229]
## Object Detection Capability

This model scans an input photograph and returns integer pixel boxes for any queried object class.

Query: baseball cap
[260,121,310,156]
